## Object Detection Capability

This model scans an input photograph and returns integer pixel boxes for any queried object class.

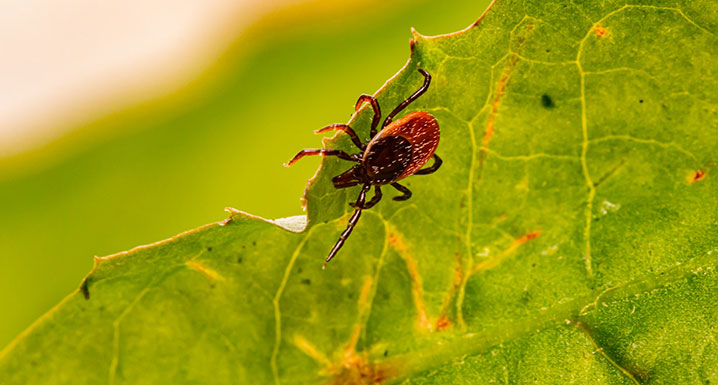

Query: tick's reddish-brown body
[286,69,442,267]
[365,111,440,182]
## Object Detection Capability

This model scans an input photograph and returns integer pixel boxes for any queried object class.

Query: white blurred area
[0,0,305,157]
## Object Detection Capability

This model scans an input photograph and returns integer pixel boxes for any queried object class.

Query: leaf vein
[573,321,643,384]
[270,228,316,385]
[108,283,155,385]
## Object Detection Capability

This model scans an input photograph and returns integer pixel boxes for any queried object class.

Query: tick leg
[391,182,412,201]
[333,179,360,189]
[315,124,365,151]
[382,69,431,127]
[363,186,383,209]
[414,154,442,175]
[350,186,382,209]
[354,94,382,139]
[324,184,371,268]
[284,149,360,166]
[332,165,362,189]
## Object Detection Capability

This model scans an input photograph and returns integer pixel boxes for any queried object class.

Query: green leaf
[1,0,716,383]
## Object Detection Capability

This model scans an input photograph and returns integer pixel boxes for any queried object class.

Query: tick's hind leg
[285,149,360,166]
[350,186,382,209]
[390,182,412,201]
[315,124,365,150]
[324,184,371,268]
[354,94,382,138]
[415,154,442,175]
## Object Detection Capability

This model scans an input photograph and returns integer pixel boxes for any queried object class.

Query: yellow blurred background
[0,0,490,347]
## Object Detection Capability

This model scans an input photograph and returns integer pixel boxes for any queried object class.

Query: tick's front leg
[284,149,360,166]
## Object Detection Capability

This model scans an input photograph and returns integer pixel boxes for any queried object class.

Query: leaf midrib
[376,251,715,382]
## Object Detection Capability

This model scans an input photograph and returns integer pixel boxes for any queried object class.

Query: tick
[286,69,442,267]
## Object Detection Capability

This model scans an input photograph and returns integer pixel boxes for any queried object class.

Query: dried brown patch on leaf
[436,252,464,331]
[327,351,396,385]
[594,25,608,37]
[388,231,432,332]
[471,231,541,274]
[690,169,706,183]
[186,261,223,281]
[345,276,375,355]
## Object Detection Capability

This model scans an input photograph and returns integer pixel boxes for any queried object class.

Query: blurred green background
[0,0,490,348]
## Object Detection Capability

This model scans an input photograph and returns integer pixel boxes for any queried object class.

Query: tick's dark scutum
[363,136,412,185]
[364,111,440,181]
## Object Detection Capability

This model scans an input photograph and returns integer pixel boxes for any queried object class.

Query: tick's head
[332,164,365,188]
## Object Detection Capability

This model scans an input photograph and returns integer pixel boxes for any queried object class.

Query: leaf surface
[1,0,717,383]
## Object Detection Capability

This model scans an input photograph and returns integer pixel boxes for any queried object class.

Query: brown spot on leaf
[594,25,608,37]
[690,170,706,183]
[436,315,451,331]
[522,231,540,242]
[327,352,395,385]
